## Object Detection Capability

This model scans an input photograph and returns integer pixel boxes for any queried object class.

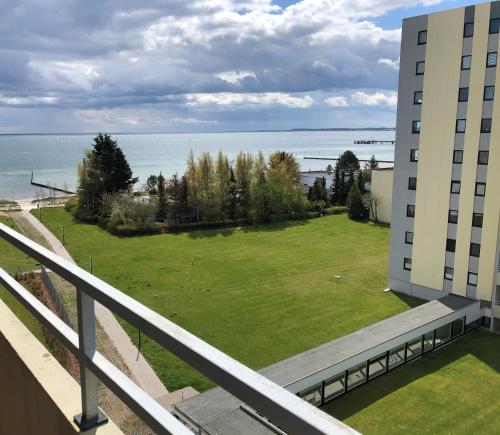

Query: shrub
[347,184,368,220]
[324,206,348,216]
[64,197,78,213]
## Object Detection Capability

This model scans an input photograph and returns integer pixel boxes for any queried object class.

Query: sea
[0,131,395,200]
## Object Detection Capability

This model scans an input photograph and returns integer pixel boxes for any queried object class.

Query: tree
[166,174,180,223]
[186,150,200,222]
[214,151,232,220]
[369,154,379,169]
[146,175,158,195]
[326,164,333,173]
[197,152,216,221]
[251,151,271,223]
[347,184,367,220]
[156,173,167,222]
[235,152,254,218]
[178,175,190,223]
[357,170,366,194]
[333,151,361,206]
[309,177,327,202]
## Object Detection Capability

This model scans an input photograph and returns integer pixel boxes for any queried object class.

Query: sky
[0,0,488,133]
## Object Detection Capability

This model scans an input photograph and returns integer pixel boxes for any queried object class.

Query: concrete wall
[370,168,393,224]
[0,299,121,435]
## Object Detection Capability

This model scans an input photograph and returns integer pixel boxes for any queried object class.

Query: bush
[324,206,348,216]
[74,207,97,223]
[64,197,78,213]
[347,184,368,220]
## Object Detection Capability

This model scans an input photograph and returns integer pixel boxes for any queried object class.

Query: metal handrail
[0,222,357,435]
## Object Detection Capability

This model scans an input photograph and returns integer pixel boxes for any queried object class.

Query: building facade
[389,1,500,305]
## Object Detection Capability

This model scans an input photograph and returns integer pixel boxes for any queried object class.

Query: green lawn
[0,215,45,344]
[324,330,500,434]
[37,208,421,391]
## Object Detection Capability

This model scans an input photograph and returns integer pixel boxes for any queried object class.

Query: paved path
[20,209,170,401]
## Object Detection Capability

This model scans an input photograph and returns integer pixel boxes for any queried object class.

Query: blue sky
[0,0,487,133]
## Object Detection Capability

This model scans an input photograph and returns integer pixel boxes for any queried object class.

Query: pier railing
[0,222,356,435]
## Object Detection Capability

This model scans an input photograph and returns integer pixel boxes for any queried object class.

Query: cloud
[378,57,400,70]
[324,96,348,107]
[351,91,398,107]
[186,92,314,108]
[215,71,257,84]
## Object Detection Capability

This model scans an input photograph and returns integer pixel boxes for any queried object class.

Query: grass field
[324,329,500,434]
[37,208,421,391]
[0,214,46,344]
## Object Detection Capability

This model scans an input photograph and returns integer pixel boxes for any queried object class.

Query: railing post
[74,290,108,430]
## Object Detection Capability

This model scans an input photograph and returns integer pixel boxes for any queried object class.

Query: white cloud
[351,91,397,107]
[378,57,400,70]
[186,92,314,108]
[0,95,58,106]
[215,70,256,84]
[324,96,348,107]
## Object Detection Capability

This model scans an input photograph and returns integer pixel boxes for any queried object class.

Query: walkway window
[490,18,500,34]
[406,337,423,361]
[478,151,489,165]
[435,324,451,347]
[487,52,497,68]
[484,86,495,101]
[448,209,458,224]
[298,383,322,406]
[464,22,474,38]
[324,374,346,402]
[423,331,434,352]
[461,55,471,70]
[416,61,425,75]
[458,87,469,102]
[472,213,483,228]
[468,272,478,286]
[456,119,466,133]
[481,118,492,133]
[453,150,463,164]
[451,318,464,339]
[410,149,419,162]
[388,345,405,370]
[444,267,454,281]
[418,30,427,45]
[368,353,387,380]
[347,363,367,390]
[475,182,486,197]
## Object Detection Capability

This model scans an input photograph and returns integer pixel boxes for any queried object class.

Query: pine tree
[166,174,180,223]
[156,173,167,222]
[214,151,232,220]
[347,184,367,220]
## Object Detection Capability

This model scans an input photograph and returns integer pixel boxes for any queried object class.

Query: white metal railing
[0,222,357,435]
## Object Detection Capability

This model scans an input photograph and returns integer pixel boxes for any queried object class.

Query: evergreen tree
[251,151,271,223]
[146,175,158,194]
[197,152,216,221]
[166,174,180,223]
[235,152,254,218]
[347,184,367,220]
[369,154,379,169]
[214,151,232,220]
[178,175,190,223]
[357,170,366,194]
[331,162,341,205]
[228,168,238,220]
[186,150,200,222]
[156,173,167,222]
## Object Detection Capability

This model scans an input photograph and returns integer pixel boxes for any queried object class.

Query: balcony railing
[0,222,357,435]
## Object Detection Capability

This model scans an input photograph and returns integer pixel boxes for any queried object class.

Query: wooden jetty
[303,157,394,164]
[353,139,395,144]
[31,172,75,195]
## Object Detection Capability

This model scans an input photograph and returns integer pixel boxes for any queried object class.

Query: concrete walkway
[19,209,170,401]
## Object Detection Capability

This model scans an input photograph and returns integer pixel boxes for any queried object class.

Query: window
[468,272,478,286]
[412,120,421,133]
[451,318,464,339]
[405,231,414,244]
[414,91,423,104]
[458,87,469,102]
[406,337,422,361]
[453,150,463,164]
[478,151,489,165]
[408,177,417,190]
[448,209,458,224]
[475,182,486,197]
[423,331,434,352]
[435,324,451,347]
[446,238,456,253]
[299,384,322,406]
[490,18,500,34]
[368,353,387,380]
[461,55,472,70]
[418,30,427,45]
[472,213,483,228]
[407,204,415,218]
[487,52,498,67]
[451,180,461,194]
[464,22,474,38]
[470,243,481,257]
[456,119,466,133]
[484,86,495,101]
[416,61,425,75]
[444,267,454,280]
[403,257,412,271]
[481,118,492,133]
[410,149,419,162]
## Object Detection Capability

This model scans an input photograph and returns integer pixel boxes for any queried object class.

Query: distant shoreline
[0,127,395,136]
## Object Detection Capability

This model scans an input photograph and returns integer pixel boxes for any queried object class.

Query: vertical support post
[74,290,108,430]
[62,226,65,245]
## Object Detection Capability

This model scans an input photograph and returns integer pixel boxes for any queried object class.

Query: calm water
[0,131,395,200]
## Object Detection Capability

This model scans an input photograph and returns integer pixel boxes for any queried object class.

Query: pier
[303,157,394,164]
[31,172,75,195]
[353,139,395,144]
